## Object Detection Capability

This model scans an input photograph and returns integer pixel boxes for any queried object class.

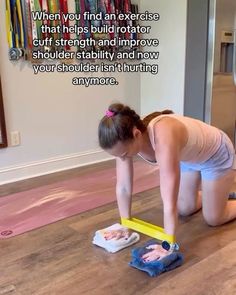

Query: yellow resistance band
[121,218,175,244]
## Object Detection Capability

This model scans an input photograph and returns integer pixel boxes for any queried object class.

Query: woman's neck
[140,130,154,153]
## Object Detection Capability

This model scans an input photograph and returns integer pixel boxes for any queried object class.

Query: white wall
[0,0,140,184]
[0,0,188,184]
[214,0,236,73]
[140,0,187,116]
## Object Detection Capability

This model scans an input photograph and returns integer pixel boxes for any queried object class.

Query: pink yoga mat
[0,161,160,239]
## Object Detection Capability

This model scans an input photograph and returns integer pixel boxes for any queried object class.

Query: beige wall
[140,0,187,116]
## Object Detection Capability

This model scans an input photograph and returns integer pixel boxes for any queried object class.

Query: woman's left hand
[103,228,130,240]
[142,244,171,262]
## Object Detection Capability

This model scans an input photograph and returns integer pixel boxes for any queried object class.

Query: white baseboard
[0,149,114,185]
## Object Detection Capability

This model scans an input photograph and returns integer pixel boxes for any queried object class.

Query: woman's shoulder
[150,115,188,149]
[147,113,173,127]
[148,114,185,129]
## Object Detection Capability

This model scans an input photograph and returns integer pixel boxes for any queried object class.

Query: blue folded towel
[129,239,184,277]
[229,192,236,199]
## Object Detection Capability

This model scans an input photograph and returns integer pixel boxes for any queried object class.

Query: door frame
[204,0,216,124]
[0,77,8,148]
[184,0,215,123]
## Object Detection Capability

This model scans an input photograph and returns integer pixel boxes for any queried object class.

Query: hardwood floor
[0,161,236,295]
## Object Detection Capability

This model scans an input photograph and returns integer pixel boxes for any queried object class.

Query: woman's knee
[178,203,198,217]
[203,212,222,226]
[177,189,201,217]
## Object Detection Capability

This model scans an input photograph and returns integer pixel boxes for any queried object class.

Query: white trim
[204,0,216,124]
[0,149,114,185]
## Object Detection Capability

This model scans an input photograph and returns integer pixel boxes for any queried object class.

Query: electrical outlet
[10,131,21,146]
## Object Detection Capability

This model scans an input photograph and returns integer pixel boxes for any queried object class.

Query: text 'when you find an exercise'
[31,11,160,22]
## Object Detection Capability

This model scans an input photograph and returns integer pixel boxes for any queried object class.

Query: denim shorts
[180,132,236,180]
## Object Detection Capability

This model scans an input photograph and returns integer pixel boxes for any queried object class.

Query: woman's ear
[133,127,141,139]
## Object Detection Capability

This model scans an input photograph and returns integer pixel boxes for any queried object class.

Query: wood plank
[145,241,236,295]
[69,190,163,233]
[0,285,20,295]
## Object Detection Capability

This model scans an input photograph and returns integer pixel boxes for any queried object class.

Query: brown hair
[142,109,174,127]
[98,103,173,149]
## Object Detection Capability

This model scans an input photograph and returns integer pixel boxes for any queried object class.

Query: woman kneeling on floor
[98,103,236,261]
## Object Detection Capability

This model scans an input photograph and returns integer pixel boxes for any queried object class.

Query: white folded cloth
[92,223,140,253]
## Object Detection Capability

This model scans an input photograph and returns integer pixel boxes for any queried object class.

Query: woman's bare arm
[116,156,133,218]
[154,117,187,237]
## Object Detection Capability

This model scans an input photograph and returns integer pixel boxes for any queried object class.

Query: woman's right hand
[103,228,130,240]
[142,244,170,262]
